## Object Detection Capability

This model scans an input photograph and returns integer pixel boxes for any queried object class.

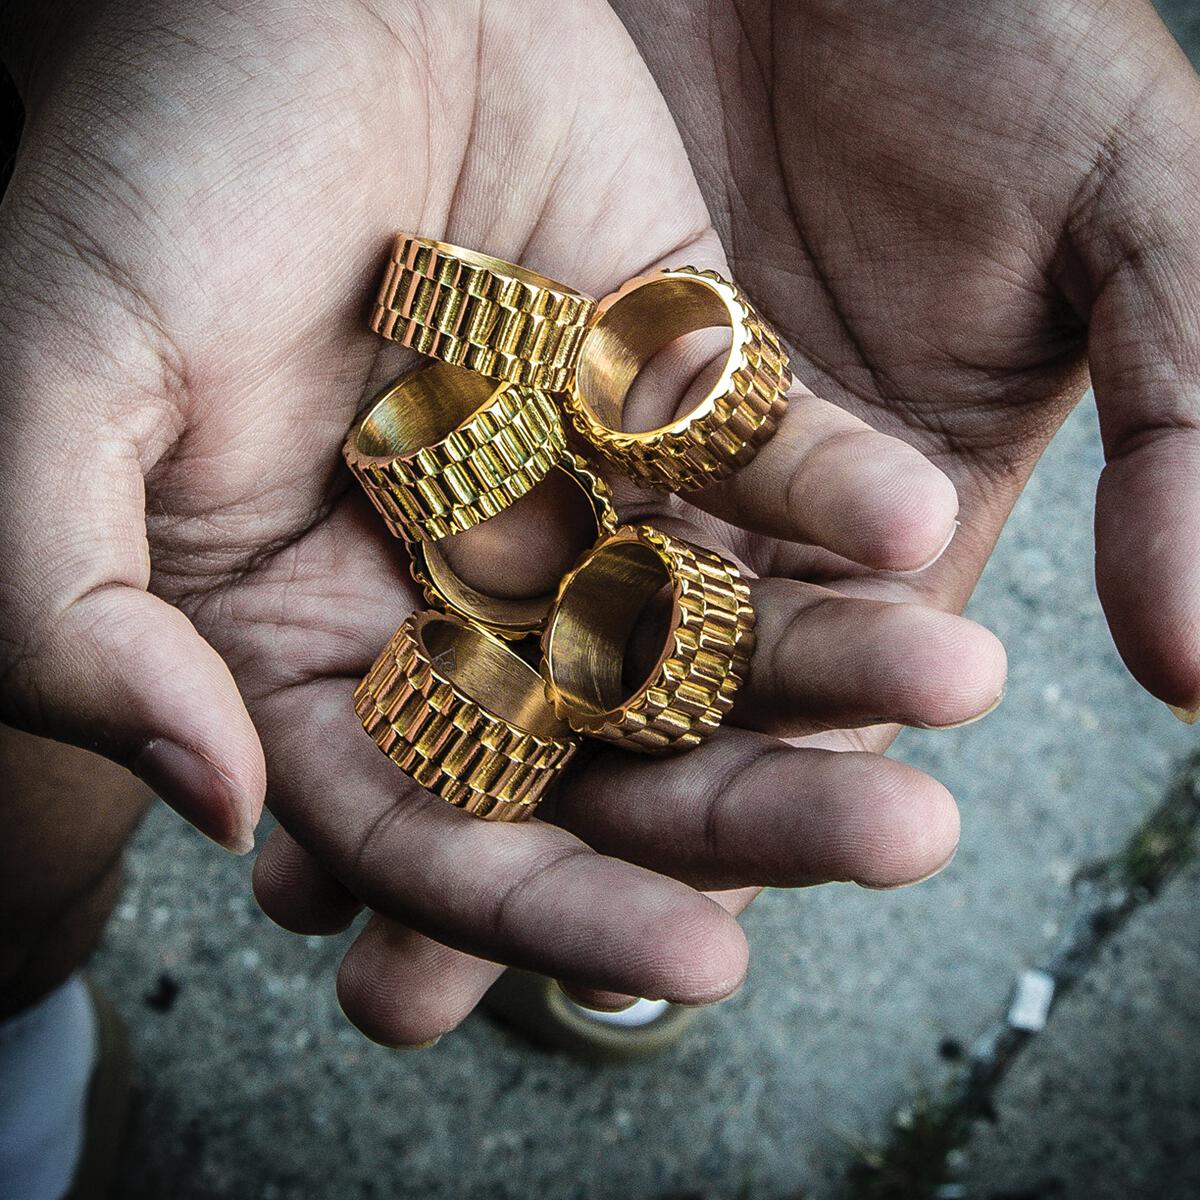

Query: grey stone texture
[86,4,1200,1198]
[962,860,1200,1200]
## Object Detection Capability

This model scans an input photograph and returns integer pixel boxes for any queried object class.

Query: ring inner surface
[423,546,548,628]
[417,616,566,740]
[546,541,675,716]
[423,465,603,626]
[357,365,498,460]
[576,278,731,432]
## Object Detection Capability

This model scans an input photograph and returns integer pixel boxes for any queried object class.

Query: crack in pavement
[844,751,1200,1200]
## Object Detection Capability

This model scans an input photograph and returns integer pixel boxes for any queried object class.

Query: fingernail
[1168,703,1200,725]
[392,1035,443,1052]
[857,840,960,891]
[912,688,1005,731]
[672,975,747,1009]
[894,520,960,576]
[555,982,638,1013]
[132,738,255,854]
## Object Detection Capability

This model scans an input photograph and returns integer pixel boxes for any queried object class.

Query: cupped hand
[514,0,1200,1013]
[0,0,1004,1043]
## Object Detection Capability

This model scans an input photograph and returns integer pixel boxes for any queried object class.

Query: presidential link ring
[565,266,790,492]
[356,611,579,821]
[370,234,595,392]
[343,361,566,543]
[407,452,618,641]
[541,524,756,753]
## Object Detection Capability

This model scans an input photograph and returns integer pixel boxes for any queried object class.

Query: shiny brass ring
[541,525,755,753]
[343,362,566,543]
[356,611,578,821]
[408,453,618,641]
[370,234,595,392]
[565,266,790,491]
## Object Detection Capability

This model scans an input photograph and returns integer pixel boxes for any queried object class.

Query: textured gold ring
[356,611,578,821]
[541,525,755,753]
[408,453,618,641]
[343,362,566,543]
[370,234,595,392]
[565,266,790,491]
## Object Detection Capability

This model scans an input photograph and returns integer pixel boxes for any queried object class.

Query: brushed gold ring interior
[573,274,741,435]
[409,455,617,640]
[352,362,506,466]
[541,533,678,720]
[414,613,567,742]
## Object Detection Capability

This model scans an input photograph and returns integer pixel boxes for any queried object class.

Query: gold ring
[408,453,618,640]
[565,266,790,491]
[343,362,566,543]
[355,611,579,821]
[541,525,755,753]
[370,234,595,392]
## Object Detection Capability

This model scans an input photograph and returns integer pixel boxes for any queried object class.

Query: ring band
[408,453,618,640]
[370,234,595,392]
[356,611,578,821]
[343,362,566,543]
[541,525,755,753]
[564,266,790,491]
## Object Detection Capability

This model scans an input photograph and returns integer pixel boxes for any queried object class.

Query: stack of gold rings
[345,233,791,820]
